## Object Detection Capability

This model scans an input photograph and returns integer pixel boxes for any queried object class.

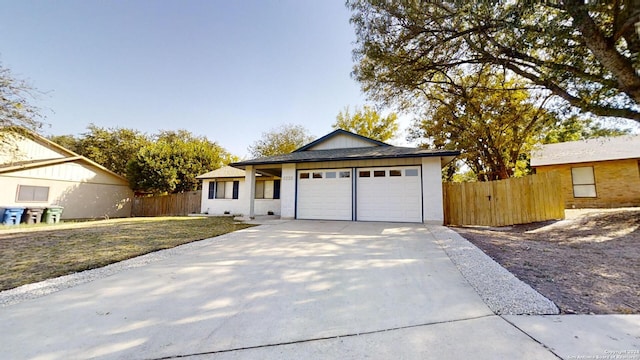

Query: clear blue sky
[0,0,408,157]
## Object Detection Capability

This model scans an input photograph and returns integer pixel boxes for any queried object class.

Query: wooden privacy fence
[443,173,564,227]
[132,191,201,217]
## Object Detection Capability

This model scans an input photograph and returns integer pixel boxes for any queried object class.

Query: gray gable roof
[231,146,459,167]
[293,129,389,152]
[531,135,640,167]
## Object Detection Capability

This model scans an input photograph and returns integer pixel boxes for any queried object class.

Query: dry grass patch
[453,208,640,314]
[0,216,253,291]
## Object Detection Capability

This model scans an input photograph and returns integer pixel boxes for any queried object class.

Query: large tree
[348,0,640,122]
[248,124,314,157]
[333,105,398,142]
[1,62,44,131]
[409,70,555,181]
[127,130,234,194]
[51,124,150,177]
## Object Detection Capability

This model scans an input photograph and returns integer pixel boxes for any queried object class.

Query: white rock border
[428,226,559,315]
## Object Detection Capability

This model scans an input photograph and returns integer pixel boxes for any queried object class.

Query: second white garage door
[297,169,353,220]
[356,166,422,222]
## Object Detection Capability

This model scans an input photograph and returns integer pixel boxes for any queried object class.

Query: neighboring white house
[197,166,281,216]
[199,129,458,224]
[0,128,133,219]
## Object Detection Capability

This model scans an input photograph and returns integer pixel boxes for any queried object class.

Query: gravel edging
[428,226,559,315]
[0,230,244,307]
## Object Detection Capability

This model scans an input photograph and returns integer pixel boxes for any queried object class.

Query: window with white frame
[255,181,265,199]
[215,181,226,199]
[208,181,216,199]
[16,185,49,202]
[210,181,239,199]
[254,180,280,200]
[571,167,596,198]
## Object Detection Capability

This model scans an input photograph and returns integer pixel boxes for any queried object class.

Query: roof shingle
[231,146,459,167]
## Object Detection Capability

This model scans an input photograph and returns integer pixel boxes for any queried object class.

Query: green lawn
[0,216,253,291]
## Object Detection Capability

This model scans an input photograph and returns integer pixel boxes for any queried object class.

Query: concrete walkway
[0,221,638,359]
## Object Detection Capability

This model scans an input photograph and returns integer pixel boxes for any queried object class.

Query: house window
[312,172,323,179]
[208,182,216,199]
[215,181,226,199]
[405,169,419,176]
[339,171,350,178]
[326,172,337,179]
[255,181,265,199]
[17,185,49,202]
[300,172,310,179]
[255,180,281,199]
[571,166,597,198]
[273,180,281,199]
[232,181,239,199]
[390,170,402,177]
[359,171,370,177]
[374,170,386,177]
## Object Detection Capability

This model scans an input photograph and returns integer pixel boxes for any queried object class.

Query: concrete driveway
[0,221,626,359]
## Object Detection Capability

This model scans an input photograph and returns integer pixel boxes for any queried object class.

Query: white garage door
[356,166,422,223]
[297,169,353,220]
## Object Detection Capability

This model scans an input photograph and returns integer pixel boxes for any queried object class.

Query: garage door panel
[297,169,352,220]
[356,167,422,223]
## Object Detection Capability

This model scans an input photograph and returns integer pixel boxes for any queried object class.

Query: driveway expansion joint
[500,315,564,360]
[145,314,496,360]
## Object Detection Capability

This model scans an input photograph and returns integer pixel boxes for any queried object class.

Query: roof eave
[230,150,461,168]
[1,127,130,183]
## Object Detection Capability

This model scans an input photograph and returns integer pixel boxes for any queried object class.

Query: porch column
[422,157,444,224]
[245,165,256,219]
[280,163,296,219]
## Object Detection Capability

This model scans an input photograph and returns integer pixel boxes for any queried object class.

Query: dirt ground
[452,208,640,314]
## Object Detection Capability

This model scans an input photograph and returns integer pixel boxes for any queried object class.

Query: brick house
[531,135,640,208]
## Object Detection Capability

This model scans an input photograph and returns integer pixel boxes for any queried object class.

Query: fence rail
[132,191,201,217]
[443,173,564,227]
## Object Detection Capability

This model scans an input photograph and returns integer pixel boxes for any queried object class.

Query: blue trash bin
[1,207,26,225]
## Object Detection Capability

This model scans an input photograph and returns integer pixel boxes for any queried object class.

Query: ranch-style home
[199,129,459,224]
[0,127,133,219]
[197,165,281,217]
[531,135,640,208]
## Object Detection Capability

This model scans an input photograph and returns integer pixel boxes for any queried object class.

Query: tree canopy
[248,124,314,157]
[51,126,235,194]
[127,130,235,194]
[1,62,44,131]
[542,116,632,144]
[409,70,555,181]
[333,105,398,142]
[51,124,150,177]
[348,0,640,122]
